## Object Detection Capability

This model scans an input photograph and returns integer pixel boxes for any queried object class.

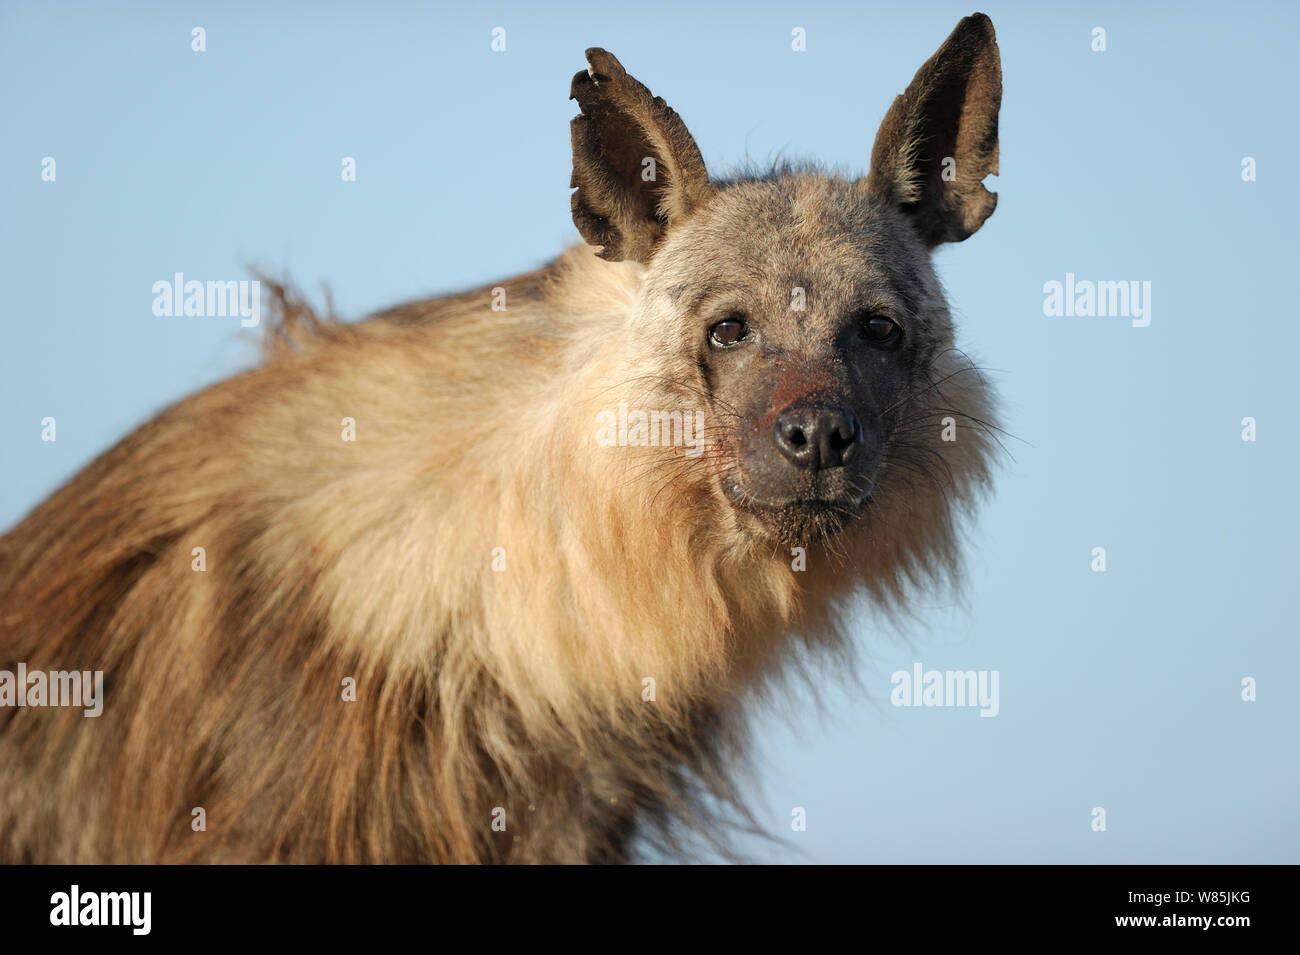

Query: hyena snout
[773,402,863,471]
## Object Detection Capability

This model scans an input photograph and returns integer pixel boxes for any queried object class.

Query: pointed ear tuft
[865,13,1002,247]
[569,48,712,263]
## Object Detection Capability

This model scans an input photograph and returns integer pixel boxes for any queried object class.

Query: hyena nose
[773,405,863,470]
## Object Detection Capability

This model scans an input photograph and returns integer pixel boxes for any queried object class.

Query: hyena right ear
[570,48,712,263]
[865,13,1002,247]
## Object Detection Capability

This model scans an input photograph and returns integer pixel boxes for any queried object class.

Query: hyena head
[571,14,1001,549]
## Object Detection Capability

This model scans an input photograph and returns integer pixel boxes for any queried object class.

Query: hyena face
[643,179,954,544]
[572,15,1001,545]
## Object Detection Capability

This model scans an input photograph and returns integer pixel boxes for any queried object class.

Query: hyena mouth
[727,490,874,546]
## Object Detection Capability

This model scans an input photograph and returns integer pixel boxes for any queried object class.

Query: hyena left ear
[570,48,712,263]
[865,13,1002,247]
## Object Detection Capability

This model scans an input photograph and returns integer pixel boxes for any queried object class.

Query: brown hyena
[0,13,1002,863]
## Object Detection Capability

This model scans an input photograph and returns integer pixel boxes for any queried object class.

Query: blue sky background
[2,0,1297,863]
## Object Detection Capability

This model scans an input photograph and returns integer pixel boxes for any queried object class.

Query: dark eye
[858,313,902,348]
[708,315,749,347]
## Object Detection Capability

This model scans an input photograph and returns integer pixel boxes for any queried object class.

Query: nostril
[774,413,817,467]
[829,426,853,451]
[812,409,862,469]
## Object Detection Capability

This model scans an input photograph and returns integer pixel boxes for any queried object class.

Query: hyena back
[0,14,1001,863]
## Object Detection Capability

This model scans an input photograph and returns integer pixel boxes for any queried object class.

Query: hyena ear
[570,48,712,263]
[865,13,1001,247]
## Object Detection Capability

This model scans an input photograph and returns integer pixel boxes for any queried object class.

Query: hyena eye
[708,315,749,347]
[857,313,903,348]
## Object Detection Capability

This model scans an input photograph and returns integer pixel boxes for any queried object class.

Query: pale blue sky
[2,0,1297,862]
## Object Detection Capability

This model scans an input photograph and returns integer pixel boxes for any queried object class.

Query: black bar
[0,864,1283,941]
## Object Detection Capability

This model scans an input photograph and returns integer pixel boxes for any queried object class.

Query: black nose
[773,404,863,470]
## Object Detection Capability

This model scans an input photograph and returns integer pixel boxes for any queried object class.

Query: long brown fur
[0,15,1002,863]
